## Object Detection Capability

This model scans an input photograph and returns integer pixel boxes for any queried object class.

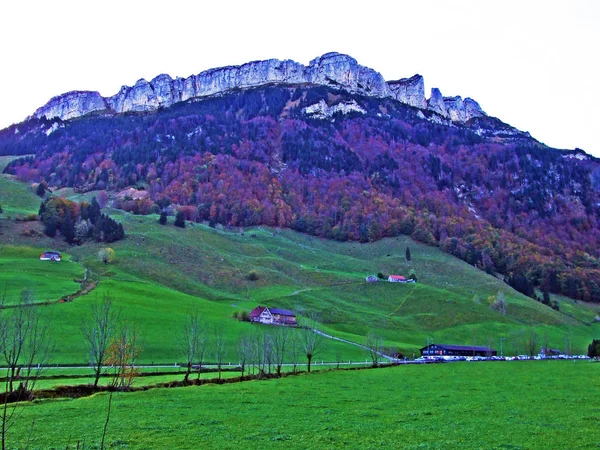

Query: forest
[2,85,599,301]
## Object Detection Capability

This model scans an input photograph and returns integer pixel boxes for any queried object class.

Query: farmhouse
[420,344,497,358]
[388,275,406,282]
[249,306,297,326]
[540,348,564,358]
[39,251,61,262]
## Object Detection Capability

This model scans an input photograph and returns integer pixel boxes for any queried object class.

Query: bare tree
[491,291,507,315]
[302,317,325,373]
[178,308,208,383]
[106,322,142,390]
[214,326,227,381]
[82,293,119,387]
[263,331,274,375]
[0,290,53,393]
[486,336,495,358]
[271,326,289,376]
[237,332,252,378]
[0,289,53,450]
[250,329,265,376]
[289,330,300,373]
[524,329,538,358]
[564,334,573,356]
[512,329,524,356]
[366,332,383,367]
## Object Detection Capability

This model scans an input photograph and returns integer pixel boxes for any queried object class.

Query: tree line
[39,196,124,244]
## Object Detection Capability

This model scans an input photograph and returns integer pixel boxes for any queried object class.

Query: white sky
[1,0,599,156]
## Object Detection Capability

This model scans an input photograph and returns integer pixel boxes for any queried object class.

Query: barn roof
[269,308,295,317]
[389,275,406,280]
[249,306,267,318]
[420,344,494,352]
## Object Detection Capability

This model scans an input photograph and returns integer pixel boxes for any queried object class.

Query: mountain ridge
[32,52,486,125]
[2,73,599,304]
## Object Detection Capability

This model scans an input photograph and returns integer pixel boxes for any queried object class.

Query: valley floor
[6,360,599,449]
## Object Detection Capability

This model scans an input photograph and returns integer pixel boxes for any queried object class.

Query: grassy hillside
[0,155,40,216]
[0,171,598,364]
[0,246,83,305]
[7,361,600,449]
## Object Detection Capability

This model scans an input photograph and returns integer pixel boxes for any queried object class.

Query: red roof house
[388,275,406,283]
[249,306,297,326]
[39,251,62,262]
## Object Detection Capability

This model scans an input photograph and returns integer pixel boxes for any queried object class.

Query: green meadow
[0,169,599,364]
[1,157,600,449]
[6,361,600,449]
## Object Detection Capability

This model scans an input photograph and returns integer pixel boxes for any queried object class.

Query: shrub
[174,211,186,228]
[98,247,115,265]
[240,311,250,322]
[247,271,259,281]
[159,211,168,225]
[377,272,385,279]
[232,311,240,320]
[35,182,47,197]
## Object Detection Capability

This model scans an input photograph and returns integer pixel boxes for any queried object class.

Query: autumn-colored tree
[105,323,142,390]
[98,247,115,265]
[82,293,119,387]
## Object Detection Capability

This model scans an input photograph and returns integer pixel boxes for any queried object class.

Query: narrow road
[312,329,397,361]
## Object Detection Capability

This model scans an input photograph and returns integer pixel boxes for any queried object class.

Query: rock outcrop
[427,88,447,117]
[302,99,367,119]
[426,89,487,122]
[34,91,107,121]
[306,53,391,98]
[388,75,426,109]
[32,53,487,123]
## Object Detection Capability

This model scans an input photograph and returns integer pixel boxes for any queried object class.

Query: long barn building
[420,344,497,357]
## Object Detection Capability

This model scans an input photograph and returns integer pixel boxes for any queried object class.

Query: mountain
[30,52,486,125]
[1,53,599,303]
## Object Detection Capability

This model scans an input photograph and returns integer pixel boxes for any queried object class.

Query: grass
[5,360,599,449]
[0,245,84,305]
[0,155,599,449]
[0,166,598,364]
[0,155,41,216]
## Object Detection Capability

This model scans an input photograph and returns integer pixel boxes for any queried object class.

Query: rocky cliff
[34,91,108,121]
[33,52,487,123]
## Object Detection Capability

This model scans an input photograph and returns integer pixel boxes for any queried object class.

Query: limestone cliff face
[426,88,487,122]
[34,91,107,121]
[427,88,447,117]
[306,53,391,97]
[32,53,486,124]
[388,75,426,109]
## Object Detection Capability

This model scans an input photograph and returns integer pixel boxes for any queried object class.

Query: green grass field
[1,157,600,449]
[5,360,599,449]
[0,168,598,363]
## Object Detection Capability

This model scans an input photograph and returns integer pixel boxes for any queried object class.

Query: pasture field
[0,167,598,364]
[1,215,598,363]
[0,155,40,216]
[0,246,83,305]
[6,360,599,449]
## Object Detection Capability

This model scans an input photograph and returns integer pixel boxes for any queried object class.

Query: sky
[1,0,599,156]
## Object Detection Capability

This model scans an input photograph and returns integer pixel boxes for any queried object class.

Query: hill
[0,172,598,363]
[2,75,600,305]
